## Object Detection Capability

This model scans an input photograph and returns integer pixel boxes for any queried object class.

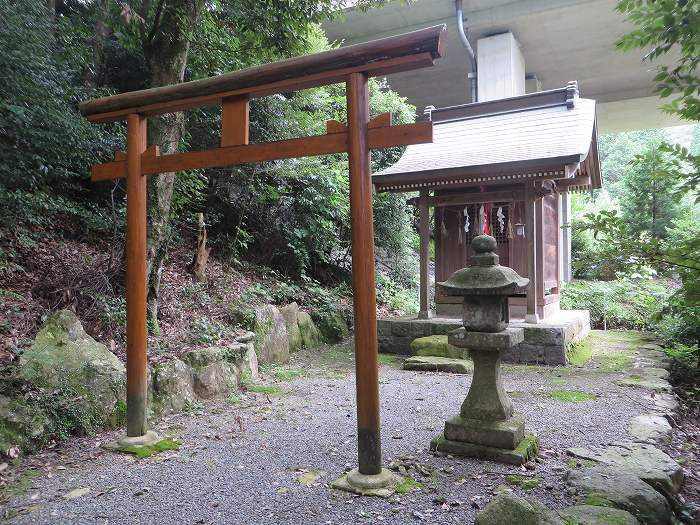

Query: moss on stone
[513,433,539,462]
[567,339,593,367]
[113,438,181,459]
[549,390,596,402]
[410,335,469,359]
[506,474,541,490]
[394,477,422,494]
[583,493,615,508]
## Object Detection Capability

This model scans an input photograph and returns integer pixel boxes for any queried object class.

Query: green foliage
[619,147,681,239]
[188,317,226,345]
[617,0,700,123]
[0,1,123,274]
[560,279,668,330]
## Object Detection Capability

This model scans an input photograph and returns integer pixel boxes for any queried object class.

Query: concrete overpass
[324,0,683,133]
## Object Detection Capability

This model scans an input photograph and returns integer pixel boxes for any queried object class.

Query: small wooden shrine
[373,82,601,323]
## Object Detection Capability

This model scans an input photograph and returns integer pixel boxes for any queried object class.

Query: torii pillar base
[331,468,401,498]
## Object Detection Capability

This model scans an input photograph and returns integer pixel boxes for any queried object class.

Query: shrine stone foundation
[378,309,591,366]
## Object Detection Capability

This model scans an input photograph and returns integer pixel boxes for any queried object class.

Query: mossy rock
[254,305,290,364]
[182,347,239,399]
[298,311,322,349]
[410,335,470,359]
[403,356,473,374]
[0,395,50,452]
[152,359,196,414]
[558,505,640,525]
[111,437,181,459]
[313,310,350,343]
[16,310,126,435]
[474,493,563,525]
[279,303,303,353]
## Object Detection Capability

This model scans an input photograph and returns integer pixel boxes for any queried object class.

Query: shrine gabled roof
[373,83,601,193]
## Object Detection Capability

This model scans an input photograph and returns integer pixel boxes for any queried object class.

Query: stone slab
[430,433,538,466]
[444,415,525,449]
[410,335,470,359]
[566,442,683,497]
[628,414,672,445]
[403,356,473,374]
[565,465,672,525]
[448,327,524,350]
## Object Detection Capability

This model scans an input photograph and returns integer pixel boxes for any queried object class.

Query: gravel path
[2,330,658,524]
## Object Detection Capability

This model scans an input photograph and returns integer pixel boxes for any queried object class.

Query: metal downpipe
[455,0,477,102]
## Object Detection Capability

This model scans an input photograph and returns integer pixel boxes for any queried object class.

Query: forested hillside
[0,0,419,364]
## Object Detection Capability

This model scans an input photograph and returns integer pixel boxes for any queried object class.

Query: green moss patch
[394,477,422,494]
[514,433,539,462]
[549,390,596,402]
[567,339,593,367]
[113,438,180,459]
[377,353,401,366]
[246,384,283,396]
[506,474,542,490]
[272,367,305,381]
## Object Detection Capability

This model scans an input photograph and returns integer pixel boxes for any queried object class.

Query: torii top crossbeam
[80,25,446,485]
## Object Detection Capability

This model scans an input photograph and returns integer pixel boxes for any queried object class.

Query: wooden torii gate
[80,25,446,483]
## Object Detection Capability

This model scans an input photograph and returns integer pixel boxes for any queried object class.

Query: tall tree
[108,1,361,329]
[619,146,681,239]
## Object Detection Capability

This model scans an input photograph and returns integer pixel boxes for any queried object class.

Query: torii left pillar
[125,113,149,437]
[332,72,399,494]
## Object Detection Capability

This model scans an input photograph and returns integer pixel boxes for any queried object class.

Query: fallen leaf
[0,462,7,473]
[64,487,90,500]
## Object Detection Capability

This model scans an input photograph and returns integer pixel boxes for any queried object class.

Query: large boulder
[253,305,290,364]
[566,466,672,525]
[298,311,322,349]
[0,395,50,453]
[17,310,126,428]
[182,347,239,399]
[279,303,303,353]
[475,493,563,525]
[152,359,196,413]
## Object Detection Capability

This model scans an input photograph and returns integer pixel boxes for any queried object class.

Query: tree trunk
[141,0,205,333]
[189,213,210,281]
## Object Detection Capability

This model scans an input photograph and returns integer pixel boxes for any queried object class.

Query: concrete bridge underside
[325,0,684,133]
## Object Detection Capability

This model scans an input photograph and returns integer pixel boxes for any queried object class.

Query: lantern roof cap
[437,235,529,296]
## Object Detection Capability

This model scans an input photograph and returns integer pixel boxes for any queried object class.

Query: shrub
[188,317,226,345]
[560,279,669,330]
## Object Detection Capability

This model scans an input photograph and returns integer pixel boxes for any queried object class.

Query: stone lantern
[430,235,538,464]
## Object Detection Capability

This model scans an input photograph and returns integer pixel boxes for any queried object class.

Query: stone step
[402,355,473,374]
[410,335,470,359]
